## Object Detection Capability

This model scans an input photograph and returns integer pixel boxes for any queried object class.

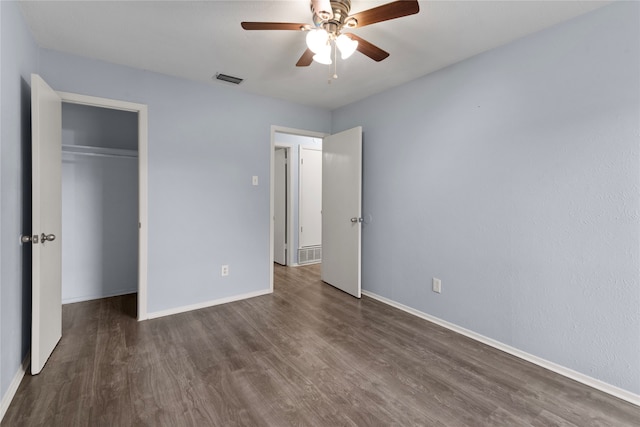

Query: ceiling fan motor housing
[313,0,352,32]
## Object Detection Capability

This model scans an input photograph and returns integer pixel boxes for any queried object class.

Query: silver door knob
[21,234,38,244]
[350,217,363,223]
[41,233,56,243]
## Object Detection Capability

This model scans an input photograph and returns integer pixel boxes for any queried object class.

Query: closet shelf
[62,144,138,159]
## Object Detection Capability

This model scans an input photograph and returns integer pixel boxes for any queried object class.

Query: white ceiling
[19,0,612,110]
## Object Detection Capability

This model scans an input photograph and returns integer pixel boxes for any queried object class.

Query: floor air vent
[298,246,322,264]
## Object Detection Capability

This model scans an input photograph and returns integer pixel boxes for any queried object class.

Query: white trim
[274,143,294,267]
[137,105,149,320]
[362,290,640,407]
[270,126,327,291]
[271,126,327,139]
[146,289,272,320]
[0,353,30,422]
[57,91,149,321]
[57,91,145,112]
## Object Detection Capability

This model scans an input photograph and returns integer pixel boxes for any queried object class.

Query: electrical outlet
[432,277,442,294]
[252,176,259,186]
[221,265,229,277]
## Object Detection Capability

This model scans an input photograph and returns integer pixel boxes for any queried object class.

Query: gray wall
[332,1,640,394]
[38,49,332,314]
[274,132,323,265]
[0,0,38,404]
[2,0,638,406]
[61,104,138,303]
[1,1,330,404]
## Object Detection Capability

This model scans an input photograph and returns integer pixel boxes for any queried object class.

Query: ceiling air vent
[215,73,243,85]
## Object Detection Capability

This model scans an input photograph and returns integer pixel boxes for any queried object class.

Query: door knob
[21,234,39,244]
[350,217,363,223]
[40,233,56,243]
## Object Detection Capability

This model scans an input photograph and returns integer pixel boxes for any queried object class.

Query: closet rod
[62,151,138,159]
[62,144,138,159]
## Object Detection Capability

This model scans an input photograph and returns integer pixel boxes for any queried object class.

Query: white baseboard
[0,352,30,422]
[147,288,272,320]
[362,290,640,407]
[62,289,137,304]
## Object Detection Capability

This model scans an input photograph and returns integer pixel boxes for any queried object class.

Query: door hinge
[301,158,304,165]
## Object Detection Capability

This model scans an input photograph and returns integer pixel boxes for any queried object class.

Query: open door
[299,147,322,249]
[29,74,62,374]
[321,127,362,298]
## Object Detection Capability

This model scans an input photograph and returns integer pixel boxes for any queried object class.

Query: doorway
[270,126,363,297]
[269,126,326,291]
[61,103,138,311]
[58,91,148,319]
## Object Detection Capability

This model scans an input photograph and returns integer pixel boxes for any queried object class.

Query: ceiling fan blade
[296,49,314,67]
[241,22,308,31]
[344,33,390,62]
[348,0,419,28]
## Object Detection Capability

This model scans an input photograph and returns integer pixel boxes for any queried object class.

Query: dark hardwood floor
[3,263,639,426]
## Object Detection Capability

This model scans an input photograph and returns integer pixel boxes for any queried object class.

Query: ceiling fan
[241,0,420,67]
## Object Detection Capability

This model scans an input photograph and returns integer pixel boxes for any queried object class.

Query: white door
[299,147,322,248]
[30,74,63,374]
[274,148,287,265]
[321,127,362,298]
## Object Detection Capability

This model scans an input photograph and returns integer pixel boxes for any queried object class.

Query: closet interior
[61,103,139,306]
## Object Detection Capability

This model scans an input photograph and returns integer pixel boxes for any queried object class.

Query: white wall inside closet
[61,103,138,303]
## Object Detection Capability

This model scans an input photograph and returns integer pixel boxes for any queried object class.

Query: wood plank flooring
[3,263,639,426]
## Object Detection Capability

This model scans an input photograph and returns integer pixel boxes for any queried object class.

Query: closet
[61,103,138,304]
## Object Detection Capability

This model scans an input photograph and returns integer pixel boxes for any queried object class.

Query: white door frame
[58,91,149,320]
[270,126,326,291]
[273,144,292,266]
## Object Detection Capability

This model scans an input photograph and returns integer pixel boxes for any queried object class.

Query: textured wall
[0,0,38,404]
[39,49,331,314]
[332,2,640,394]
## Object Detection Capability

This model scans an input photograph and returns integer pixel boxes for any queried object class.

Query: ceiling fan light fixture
[335,34,358,59]
[312,44,332,65]
[306,29,329,54]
